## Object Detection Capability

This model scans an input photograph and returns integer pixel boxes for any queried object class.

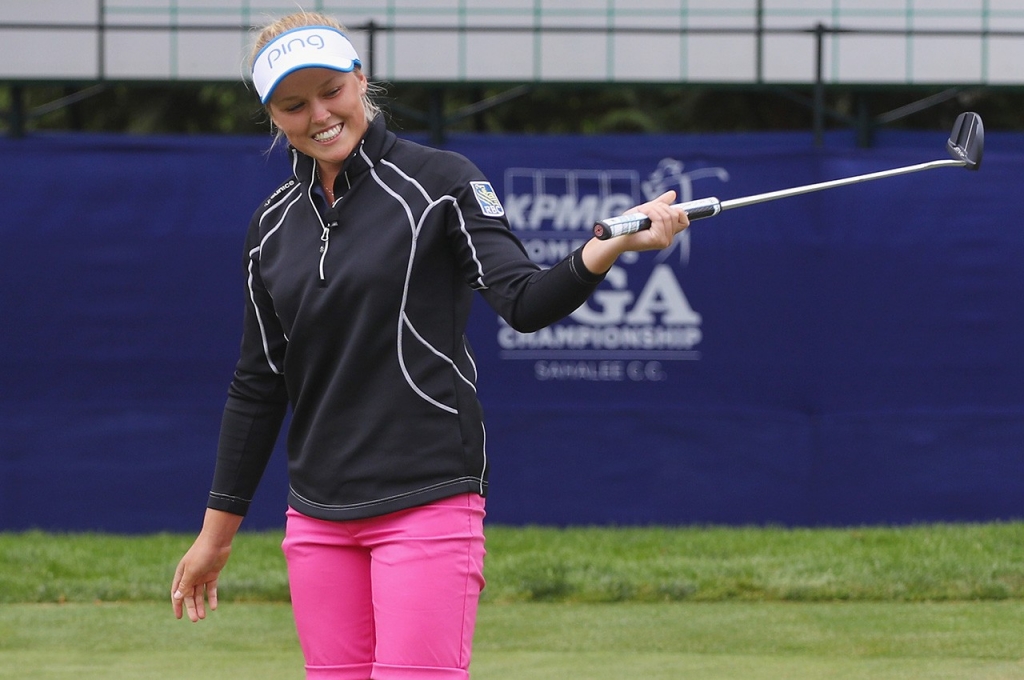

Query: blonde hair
[250,10,383,123]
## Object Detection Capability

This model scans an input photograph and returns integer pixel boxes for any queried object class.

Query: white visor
[252,26,361,104]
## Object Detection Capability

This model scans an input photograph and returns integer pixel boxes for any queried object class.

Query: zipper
[314,170,349,284]
[318,223,331,282]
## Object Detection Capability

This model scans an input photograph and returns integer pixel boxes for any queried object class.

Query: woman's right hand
[581,190,690,275]
[171,509,243,622]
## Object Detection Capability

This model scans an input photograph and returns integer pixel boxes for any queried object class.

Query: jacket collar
[290,115,395,189]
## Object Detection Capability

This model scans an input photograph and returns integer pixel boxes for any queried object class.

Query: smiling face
[267,67,370,176]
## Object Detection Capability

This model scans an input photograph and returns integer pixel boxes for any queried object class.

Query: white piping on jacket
[380,157,488,290]
[250,184,303,374]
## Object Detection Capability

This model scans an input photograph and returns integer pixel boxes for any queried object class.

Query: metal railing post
[813,23,825,147]
[9,85,25,138]
[429,87,446,145]
[97,0,106,80]
[755,0,764,83]
[365,19,377,81]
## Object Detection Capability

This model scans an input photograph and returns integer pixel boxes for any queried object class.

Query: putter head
[947,111,984,170]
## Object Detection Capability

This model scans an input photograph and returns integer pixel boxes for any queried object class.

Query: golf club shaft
[720,158,966,211]
[593,157,967,239]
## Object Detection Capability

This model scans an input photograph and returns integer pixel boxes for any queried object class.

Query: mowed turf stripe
[2,602,1023,680]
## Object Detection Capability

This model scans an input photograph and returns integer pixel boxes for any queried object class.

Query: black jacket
[207,116,604,521]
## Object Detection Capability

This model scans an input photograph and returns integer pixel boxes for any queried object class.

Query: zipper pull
[318,226,331,284]
[319,209,339,283]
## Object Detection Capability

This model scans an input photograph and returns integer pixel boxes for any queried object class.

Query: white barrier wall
[1,0,1023,85]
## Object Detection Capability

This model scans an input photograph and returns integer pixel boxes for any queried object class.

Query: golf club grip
[593,197,722,239]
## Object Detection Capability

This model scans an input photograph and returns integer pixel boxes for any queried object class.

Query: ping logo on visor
[252,26,361,104]
[471,181,505,218]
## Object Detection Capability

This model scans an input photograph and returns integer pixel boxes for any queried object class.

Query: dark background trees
[2,80,1018,140]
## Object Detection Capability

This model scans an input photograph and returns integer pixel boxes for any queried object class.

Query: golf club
[593,111,984,240]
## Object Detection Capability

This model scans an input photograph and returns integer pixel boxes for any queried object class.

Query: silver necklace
[316,166,335,203]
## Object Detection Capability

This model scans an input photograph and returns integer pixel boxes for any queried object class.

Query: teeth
[313,124,342,142]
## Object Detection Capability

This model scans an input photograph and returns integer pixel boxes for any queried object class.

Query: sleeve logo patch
[471,181,505,217]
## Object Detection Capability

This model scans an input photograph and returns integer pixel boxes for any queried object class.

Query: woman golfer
[171,10,688,679]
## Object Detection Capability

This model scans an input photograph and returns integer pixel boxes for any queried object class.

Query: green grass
[2,524,1024,678]
[2,601,1023,679]
[474,601,1024,680]
[0,602,303,679]
[2,522,1023,604]
[484,523,1024,602]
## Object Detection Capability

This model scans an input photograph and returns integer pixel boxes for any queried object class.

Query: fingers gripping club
[593,197,722,239]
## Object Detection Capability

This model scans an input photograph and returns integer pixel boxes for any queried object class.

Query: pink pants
[282,494,487,680]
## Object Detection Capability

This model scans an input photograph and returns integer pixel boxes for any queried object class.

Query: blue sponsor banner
[458,131,1024,526]
[1,129,1022,531]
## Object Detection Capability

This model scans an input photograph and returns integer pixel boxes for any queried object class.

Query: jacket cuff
[568,245,607,285]
[207,492,251,517]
